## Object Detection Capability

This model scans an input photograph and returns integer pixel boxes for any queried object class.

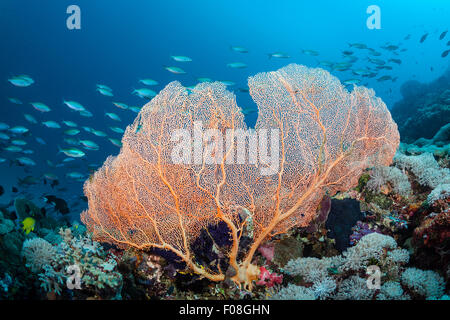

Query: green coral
[35,228,122,298]
[363,191,393,210]
[355,173,371,192]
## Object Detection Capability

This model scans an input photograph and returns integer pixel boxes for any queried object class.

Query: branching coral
[81,64,399,289]
[334,275,375,300]
[36,229,122,298]
[282,256,343,282]
[269,283,316,300]
[274,233,445,300]
[393,151,449,206]
[401,267,445,299]
[21,238,56,273]
[284,233,406,279]
[366,165,412,197]
[378,281,407,300]
[340,232,398,272]
[394,152,450,189]
[427,184,450,203]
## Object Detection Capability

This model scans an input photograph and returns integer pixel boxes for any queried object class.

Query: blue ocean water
[0,0,449,219]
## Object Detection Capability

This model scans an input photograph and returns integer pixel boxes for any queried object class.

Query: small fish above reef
[66,172,85,180]
[109,126,124,134]
[79,110,93,118]
[197,77,212,83]
[105,112,121,122]
[30,102,51,113]
[35,137,46,145]
[112,102,129,110]
[381,44,399,51]
[4,146,22,152]
[8,126,29,134]
[227,62,247,69]
[368,49,382,56]
[165,66,186,74]
[63,100,86,112]
[343,79,361,86]
[24,114,37,124]
[301,49,319,56]
[170,55,192,62]
[132,88,156,99]
[16,157,36,166]
[59,147,85,158]
[377,75,394,82]
[96,84,112,91]
[11,139,27,146]
[218,80,235,86]
[230,46,248,53]
[22,217,36,234]
[0,122,10,130]
[368,57,386,65]
[109,138,122,147]
[18,176,39,186]
[64,129,80,136]
[420,32,428,43]
[43,177,59,189]
[139,79,158,86]
[62,120,78,127]
[43,173,58,181]
[8,75,34,87]
[348,43,367,49]
[42,195,69,214]
[8,97,22,104]
[96,87,114,96]
[388,58,402,65]
[268,52,290,59]
[42,121,61,129]
[79,140,99,150]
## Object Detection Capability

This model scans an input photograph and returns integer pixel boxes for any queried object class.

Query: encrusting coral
[81,64,399,290]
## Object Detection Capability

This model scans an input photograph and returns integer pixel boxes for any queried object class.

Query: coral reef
[1,65,447,301]
[21,238,56,273]
[401,267,445,299]
[272,233,445,300]
[81,64,399,289]
[33,228,123,299]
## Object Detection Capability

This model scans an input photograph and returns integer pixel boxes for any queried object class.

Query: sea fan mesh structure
[81,64,399,288]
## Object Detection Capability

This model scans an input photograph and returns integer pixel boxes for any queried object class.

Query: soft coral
[256,266,283,288]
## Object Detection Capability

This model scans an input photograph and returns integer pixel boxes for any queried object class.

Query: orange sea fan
[81,64,399,289]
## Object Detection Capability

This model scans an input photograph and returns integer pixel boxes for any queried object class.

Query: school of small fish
[1,28,448,195]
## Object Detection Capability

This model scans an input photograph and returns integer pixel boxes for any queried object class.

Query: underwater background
[0,0,449,301]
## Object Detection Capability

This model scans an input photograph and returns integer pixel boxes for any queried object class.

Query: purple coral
[349,221,381,246]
